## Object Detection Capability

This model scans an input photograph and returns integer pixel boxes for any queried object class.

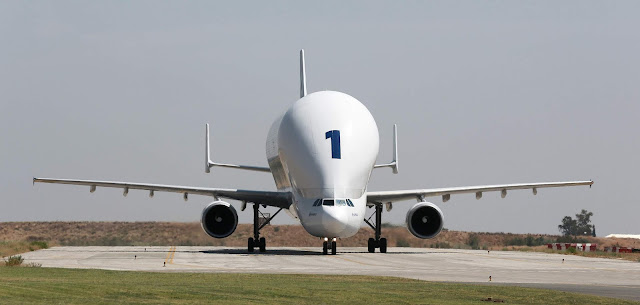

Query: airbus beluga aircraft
[34,50,593,255]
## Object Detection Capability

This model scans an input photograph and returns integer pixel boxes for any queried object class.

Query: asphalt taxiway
[20,247,640,301]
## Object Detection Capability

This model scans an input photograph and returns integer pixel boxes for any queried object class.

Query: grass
[0,268,636,305]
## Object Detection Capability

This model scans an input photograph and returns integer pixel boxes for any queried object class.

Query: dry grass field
[1,221,638,250]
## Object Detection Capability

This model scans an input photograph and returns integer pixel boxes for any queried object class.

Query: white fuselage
[266,91,379,238]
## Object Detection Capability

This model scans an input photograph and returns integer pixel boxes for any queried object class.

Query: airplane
[34,50,593,255]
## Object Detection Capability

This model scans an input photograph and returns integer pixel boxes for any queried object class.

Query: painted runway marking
[164,246,176,265]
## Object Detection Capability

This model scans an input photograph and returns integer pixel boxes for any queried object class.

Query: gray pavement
[20,246,640,301]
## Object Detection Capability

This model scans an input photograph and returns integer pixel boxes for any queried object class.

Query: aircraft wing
[33,178,292,209]
[366,180,593,204]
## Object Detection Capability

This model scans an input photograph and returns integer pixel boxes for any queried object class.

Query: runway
[21,246,640,301]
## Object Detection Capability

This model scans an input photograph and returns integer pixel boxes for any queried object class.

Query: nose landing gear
[322,238,337,255]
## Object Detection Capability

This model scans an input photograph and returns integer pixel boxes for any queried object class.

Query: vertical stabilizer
[300,49,307,98]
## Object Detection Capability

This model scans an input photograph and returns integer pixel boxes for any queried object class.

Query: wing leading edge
[33,178,292,209]
[366,180,593,204]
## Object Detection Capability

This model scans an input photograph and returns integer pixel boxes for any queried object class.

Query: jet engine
[406,202,444,239]
[201,201,238,238]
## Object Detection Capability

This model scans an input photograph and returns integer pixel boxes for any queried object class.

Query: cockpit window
[322,199,334,206]
[336,199,347,206]
[313,199,321,206]
[346,199,354,207]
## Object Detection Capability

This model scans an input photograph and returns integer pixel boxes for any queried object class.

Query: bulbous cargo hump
[268,91,379,199]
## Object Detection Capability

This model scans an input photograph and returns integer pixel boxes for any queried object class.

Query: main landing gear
[322,238,337,255]
[364,203,387,253]
[247,203,282,253]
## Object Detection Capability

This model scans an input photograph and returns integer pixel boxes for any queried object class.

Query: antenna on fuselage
[300,49,307,98]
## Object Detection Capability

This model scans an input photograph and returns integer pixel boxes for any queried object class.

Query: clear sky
[1,1,638,236]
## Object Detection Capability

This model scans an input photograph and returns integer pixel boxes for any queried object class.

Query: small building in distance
[605,234,640,239]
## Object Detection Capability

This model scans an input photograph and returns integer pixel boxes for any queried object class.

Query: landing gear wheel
[368,238,375,253]
[323,241,328,255]
[331,241,337,255]
[259,237,266,253]
[248,238,254,253]
[380,238,387,253]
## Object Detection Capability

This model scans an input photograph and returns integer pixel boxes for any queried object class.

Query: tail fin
[300,49,307,98]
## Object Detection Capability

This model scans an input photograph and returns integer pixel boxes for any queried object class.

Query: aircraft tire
[323,241,328,255]
[380,238,387,253]
[368,238,375,253]
[331,241,337,255]
[248,238,254,253]
[259,237,266,252]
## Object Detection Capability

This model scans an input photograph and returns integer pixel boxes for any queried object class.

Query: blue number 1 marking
[325,130,341,159]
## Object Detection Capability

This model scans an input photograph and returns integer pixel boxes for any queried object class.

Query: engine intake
[406,202,444,239]
[201,201,238,238]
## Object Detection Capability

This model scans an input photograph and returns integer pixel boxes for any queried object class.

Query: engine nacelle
[201,201,238,238]
[406,202,444,239]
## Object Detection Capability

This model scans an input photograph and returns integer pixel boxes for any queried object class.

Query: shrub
[396,238,410,247]
[467,234,480,250]
[566,247,577,254]
[5,255,24,267]
[30,241,49,249]
[507,237,525,246]
[433,242,451,249]
[24,262,42,267]
[556,236,589,243]
[507,235,548,247]
[273,227,280,232]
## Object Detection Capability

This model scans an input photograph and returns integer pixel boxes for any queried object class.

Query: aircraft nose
[321,207,348,236]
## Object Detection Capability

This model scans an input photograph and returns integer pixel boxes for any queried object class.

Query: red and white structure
[547,243,597,252]
[604,246,633,253]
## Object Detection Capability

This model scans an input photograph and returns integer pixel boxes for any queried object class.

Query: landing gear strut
[364,203,387,253]
[247,203,282,253]
[322,238,337,255]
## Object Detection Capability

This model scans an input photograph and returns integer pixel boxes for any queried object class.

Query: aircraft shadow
[198,248,322,256]
[196,248,458,256]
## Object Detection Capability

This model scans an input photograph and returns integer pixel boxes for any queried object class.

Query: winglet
[373,124,399,174]
[205,123,212,173]
[205,123,271,173]
[392,124,399,174]
[300,49,307,98]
